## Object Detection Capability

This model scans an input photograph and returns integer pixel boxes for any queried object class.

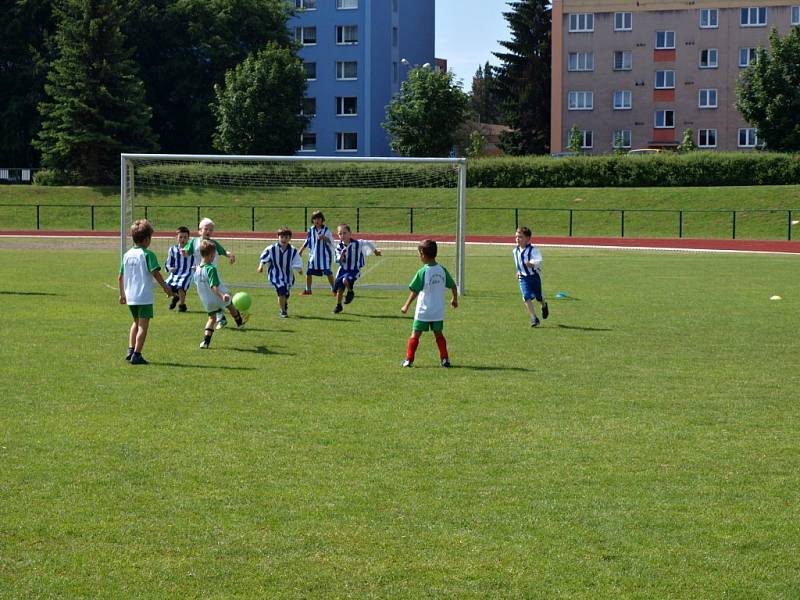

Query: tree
[493,0,551,155]
[612,131,626,155]
[34,0,157,184]
[567,125,582,154]
[470,62,502,124]
[383,66,472,157]
[211,43,308,155]
[737,27,800,151]
[677,128,696,153]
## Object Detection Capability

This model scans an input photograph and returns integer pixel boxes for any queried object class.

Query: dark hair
[131,219,154,244]
[177,226,191,235]
[516,226,532,238]
[338,223,351,233]
[311,210,325,222]
[418,239,438,259]
[278,227,292,237]
[199,239,217,258]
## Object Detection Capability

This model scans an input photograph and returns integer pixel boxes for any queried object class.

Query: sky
[435,0,512,89]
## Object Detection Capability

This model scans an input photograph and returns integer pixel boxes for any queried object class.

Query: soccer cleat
[130,354,148,365]
[237,312,250,327]
[542,302,549,319]
[301,289,312,295]
[125,349,134,361]
[344,289,355,304]
[199,340,210,349]
[215,316,228,330]
[441,358,451,368]
[178,304,188,313]
[333,304,343,314]
[279,310,288,318]
[169,296,178,310]
[401,359,413,367]
[531,316,541,327]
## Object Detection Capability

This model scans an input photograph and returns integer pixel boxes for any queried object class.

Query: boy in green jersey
[194,240,247,348]
[118,219,172,365]
[400,239,458,368]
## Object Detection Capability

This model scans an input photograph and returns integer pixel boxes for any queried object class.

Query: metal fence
[1,203,797,240]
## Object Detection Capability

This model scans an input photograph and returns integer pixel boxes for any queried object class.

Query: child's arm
[165,247,175,273]
[181,239,193,258]
[450,286,458,309]
[363,240,381,256]
[292,252,303,275]
[211,285,231,304]
[118,273,126,304]
[256,247,270,273]
[400,291,418,314]
[152,268,173,297]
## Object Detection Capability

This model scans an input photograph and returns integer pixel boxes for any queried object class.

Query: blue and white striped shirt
[165,244,195,289]
[335,239,378,272]
[259,243,302,290]
[303,225,335,270]
[513,243,543,277]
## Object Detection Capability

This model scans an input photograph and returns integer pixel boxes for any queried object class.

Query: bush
[32,169,83,186]
[467,152,800,187]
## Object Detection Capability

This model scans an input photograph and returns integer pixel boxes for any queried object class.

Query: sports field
[1,235,798,597]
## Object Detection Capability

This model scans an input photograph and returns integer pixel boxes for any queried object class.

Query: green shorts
[128,304,153,319]
[412,319,444,332]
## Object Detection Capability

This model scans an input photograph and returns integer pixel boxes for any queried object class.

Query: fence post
[409,207,414,234]
[678,210,683,238]
[91,205,95,231]
[568,209,573,237]
[514,208,519,230]
[251,206,255,232]
[196,206,200,226]
[356,207,360,232]
[788,210,793,241]
[304,207,308,229]
[36,205,40,230]
[732,210,736,240]
[620,210,625,238]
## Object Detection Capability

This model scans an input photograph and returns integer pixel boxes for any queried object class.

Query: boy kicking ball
[194,240,247,348]
[400,239,458,368]
[513,226,549,327]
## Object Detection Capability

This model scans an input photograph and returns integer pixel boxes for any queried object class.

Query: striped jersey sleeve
[513,244,542,276]
[305,225,334,271]
[165,244,196,288]
[259,243,300,289]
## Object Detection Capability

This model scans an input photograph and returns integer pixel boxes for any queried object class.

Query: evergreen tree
[493,0,551,155]
[35,0,156,184]
[469,62,502,124]
[567,125,582,154]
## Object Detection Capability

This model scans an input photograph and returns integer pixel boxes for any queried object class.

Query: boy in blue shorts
[195,240,247,348]
[332,223,381,314]
[257,227,303,318]
[513,226,549,327]
[400,239,458,367]
[299,210,335,295]
[118,219,173,365]
[165,225,194,312]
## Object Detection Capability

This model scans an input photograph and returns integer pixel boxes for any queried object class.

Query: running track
[1,230,798,254]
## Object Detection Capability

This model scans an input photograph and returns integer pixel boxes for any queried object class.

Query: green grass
[1,238,799,597]
[2,184,800,239]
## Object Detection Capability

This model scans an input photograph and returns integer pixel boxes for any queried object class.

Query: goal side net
[121,154,467,293]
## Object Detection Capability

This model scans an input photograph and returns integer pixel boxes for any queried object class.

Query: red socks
[406,336,419,361]
[434,332,448,360]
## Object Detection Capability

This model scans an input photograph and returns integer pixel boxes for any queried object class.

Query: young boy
[118,219,173,365]
[183,217,238,328]
[400,239,458,368]
[164,225,194,312]
[195,240,247,348]
[332,223,381,314]
[257,227,303,318]
[513,226,549,327]
[299,210,335,295]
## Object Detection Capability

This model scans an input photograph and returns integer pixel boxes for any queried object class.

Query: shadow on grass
[0,290,59,296]
[229,345,295,357]
[557,324,612,332]
[228,326,295,333]
[342,312,409,320]
[153,362,257,371]
[449,365,533,372]
[293,315,357,322]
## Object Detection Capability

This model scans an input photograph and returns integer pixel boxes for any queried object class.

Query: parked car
[549,151,579,158]
[627,148,663,155]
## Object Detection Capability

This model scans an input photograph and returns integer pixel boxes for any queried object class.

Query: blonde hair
[199,239,217,258]
[199,217,215,229]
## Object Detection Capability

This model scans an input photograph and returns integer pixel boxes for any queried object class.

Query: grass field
[2,184,800,240]
[1,237,798,597]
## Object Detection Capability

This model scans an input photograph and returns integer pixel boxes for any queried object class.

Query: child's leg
[133,318,150,353]
[279,295,287,311]
[227,303,245,326]
[305,274,312,291]
[327,273,335,290]
[406,330,422,361]
[129,320,138,351]
[433,331,449,360]
[178,288,186,304]
[201,315,215,347]
[524,299,538,320]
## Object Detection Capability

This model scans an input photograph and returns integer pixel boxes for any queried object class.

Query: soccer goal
[120,154,468,293]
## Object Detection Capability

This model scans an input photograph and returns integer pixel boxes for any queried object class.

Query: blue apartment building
[289,0,435,157]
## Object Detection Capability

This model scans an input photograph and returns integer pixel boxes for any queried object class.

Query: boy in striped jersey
[118,219,173,364]
[299,211,335,295]
[513,226,549,327]
[165,226,194,312]
[332,223,381,314]
[400,239,458,368]
[257,227,303,318]
[195,240,247,348]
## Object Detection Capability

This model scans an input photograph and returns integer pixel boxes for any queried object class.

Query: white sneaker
[401,359,413,367]
[199,340,210,349]
[215,316,228,330]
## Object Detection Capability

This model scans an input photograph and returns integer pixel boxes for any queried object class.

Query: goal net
[120,154,467,293]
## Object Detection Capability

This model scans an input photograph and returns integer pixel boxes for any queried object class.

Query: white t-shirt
[408,263,456,322]
[120,247,160,305]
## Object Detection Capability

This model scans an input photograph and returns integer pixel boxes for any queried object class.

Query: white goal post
[120,153,468,293]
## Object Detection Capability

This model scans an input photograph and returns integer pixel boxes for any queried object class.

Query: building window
[739,47,759,67]
[614,12,632,31]
[613,50,632,71]
[580,130,593,149]
[738,128,758,147]
[336,132,358,152]
[613,90,632,110]
[336,25,358,45]
[699,8,718,28]
[392,61,398,82]
[303,62,317,80]
[295,26,317,45]
[567,91,593,110]
[336,96,358,116]
[336,61,357,80]
[302,97,316,117]
[568,52,594,71]
[655,70,675,89]
[792,6,800,25]
[698,89,718,108]
[655,110,675,128]
[656,31,676,49]
[392,27,398,47]
[300,133,316,152]
[741,7,767,26]
[568,13,594,32]
[699,49,718,68]
[296,0,317,9]
[613,129,632,149]
[698,129,717,148]
[337,0,358,8]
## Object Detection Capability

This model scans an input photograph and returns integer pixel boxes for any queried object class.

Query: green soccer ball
[232,291,252,312]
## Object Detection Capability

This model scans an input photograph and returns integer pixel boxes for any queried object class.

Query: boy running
[299,210,335,294]
[513,226,549,327]
[332,224,381,314]
[164,225,194,312]
[257,227,303,318]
